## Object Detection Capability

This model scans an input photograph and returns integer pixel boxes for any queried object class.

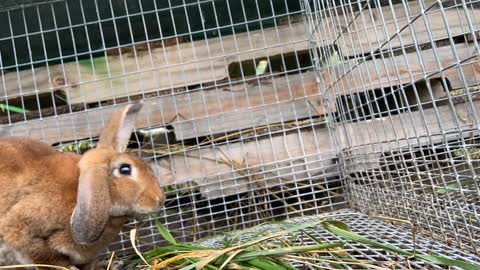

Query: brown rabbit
[0,102,164,269]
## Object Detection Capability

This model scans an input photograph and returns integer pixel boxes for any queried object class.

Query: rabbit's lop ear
[71,167,111,245]
[97,101,144,152]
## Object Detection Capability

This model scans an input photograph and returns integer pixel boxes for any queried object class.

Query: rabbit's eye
[119,164,132,176]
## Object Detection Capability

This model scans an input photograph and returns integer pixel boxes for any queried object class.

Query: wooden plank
[0,72,320,145]
[3,1,477,105]
[336,99,480,152]
[322,43,480,96]
[317,0,480,56]
[172,76,325,140]
[173,98,321,141]
[155,96,480,200]
[334,94,480,173]
[154,127,338,200]
[0,22,308,104]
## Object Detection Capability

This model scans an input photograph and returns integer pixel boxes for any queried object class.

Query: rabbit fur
[0,102,164,270]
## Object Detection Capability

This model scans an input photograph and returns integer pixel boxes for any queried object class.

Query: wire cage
[306,0,480,256]
[0,0,479,268]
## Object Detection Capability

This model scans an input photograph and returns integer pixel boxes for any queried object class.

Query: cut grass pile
[124,214,480,270]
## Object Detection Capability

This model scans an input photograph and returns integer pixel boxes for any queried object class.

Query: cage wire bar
[0,0,344,258]
[0,0,479,268]
[305,0,480,256]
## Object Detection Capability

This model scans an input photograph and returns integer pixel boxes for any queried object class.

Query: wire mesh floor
[189,209,480,270]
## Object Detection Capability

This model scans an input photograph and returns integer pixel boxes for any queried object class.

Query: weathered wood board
[173,98,321,141]
[155,127,338,199]
[336,99,480,152]
[321,43,480,96]
[158,98,480,200]
[155,96,480,199]
[172,72,324,140]
[315,0,480,56]
[3,0,477,107]
[0,22,308,104]
[0,72,320,144]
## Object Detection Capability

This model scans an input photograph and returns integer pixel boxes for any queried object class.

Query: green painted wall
[0,0,302,70]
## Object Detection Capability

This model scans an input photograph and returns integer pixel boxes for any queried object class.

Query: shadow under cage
[0,0,478,269]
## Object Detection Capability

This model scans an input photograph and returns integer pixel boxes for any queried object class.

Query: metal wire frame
[194,210,480,269]
[0,0,307,120]
[1,0,479,264]
[305,0,480,255]
[0,0,346,259]
[106,155,345,257]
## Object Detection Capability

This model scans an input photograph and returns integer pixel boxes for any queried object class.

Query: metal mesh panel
[196,210,480,269]
[305,0,480,255]
[0,0,345,258]
[0,0,479,265]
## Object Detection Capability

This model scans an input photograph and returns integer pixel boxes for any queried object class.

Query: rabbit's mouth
[134,206,163,215]
[134,192,165,213]
[110,203,163,217]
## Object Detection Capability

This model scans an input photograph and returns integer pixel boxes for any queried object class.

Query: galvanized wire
[306,0,480,255]
[0,0,479,264]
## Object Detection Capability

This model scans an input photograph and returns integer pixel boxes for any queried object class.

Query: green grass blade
[415,254,480,270]
[0,104,29,113]
[300,231,347,270]
[323,220,351,231]
[435,179,478,195]
[300,229,323,245]
[322,221,480,270]
[262,219,323,235]
[225,218,328,251]
[155,220,178,245]
[179,262,199,270]
[182,258,222,270]
[229,228,270,246]
[129,244,209,265]
[246,258,292,270]
[322,221,411,256]
[236,243,344,261]
[275,260,299,270]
